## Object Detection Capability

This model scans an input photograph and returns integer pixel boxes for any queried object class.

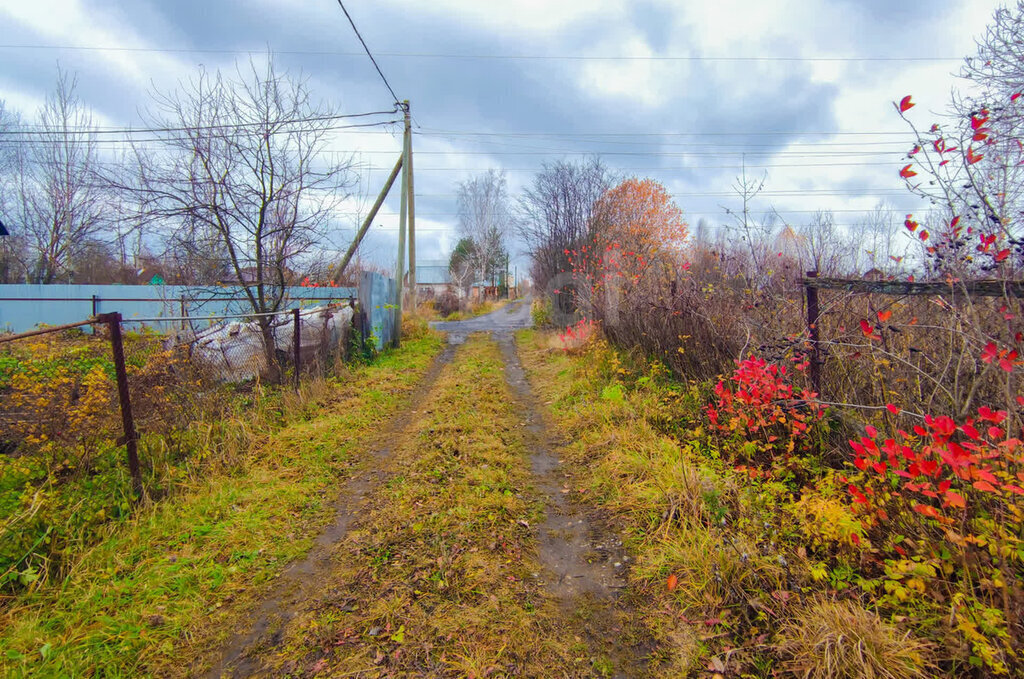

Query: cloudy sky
[0,0,1010,275]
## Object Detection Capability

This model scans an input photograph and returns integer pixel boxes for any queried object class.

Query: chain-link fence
[0,301,369,590]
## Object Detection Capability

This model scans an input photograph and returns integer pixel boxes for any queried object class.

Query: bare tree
[957,2,1024,271]
[850,203,901,275]
[456,169,510,288]
[721,163,778,283]
[797,210,854,276]
[0,100,17,207]
[517,157,614,300]
[15,71,109,283]
[125,57,356,380]
[886,1,1024,280]
[0,100,28,283]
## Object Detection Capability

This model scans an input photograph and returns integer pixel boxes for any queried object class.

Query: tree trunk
[258,316,281,384]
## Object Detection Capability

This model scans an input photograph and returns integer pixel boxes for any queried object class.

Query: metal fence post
[805,271,822,397]
[293,308,301,390]
[98,311,143,499]
[91,294,99,317]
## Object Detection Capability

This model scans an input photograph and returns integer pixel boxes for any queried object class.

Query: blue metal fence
[0,283,356,334]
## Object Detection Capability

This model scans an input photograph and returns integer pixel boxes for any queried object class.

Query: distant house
[862,267,885,281]
[414,261,452,298]
[468,273,514,301]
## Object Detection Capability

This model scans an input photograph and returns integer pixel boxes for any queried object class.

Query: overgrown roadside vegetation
[0,323,443,677]
[235,335,610,677]
[518,328,950,678]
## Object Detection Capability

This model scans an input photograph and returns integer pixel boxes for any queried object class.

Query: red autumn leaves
[859,319,881,341]
[897,94,994,183]
[981,341,1020,372]
[903,211,1013,263]
[300,277,340,288]
[848,405,1024,523]
[706,356,823,454]
[859,310,1020,375]
[858,309,894,342]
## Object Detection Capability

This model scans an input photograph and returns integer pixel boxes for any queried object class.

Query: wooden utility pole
[393,101,411,347]
[407,106,416,308]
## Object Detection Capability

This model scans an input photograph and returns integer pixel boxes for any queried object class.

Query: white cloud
[375,0,630,37]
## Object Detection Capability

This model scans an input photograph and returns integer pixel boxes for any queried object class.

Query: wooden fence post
[805,271,822,397]
[98,312,143,499]
[293,308,301,390]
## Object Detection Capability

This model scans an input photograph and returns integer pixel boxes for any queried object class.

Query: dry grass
[776,599,934,679]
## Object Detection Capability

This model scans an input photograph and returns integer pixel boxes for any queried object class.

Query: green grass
[0,330,443,678]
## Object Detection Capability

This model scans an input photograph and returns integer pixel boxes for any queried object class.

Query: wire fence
[0,301,369,498]
[796,273,1022,421]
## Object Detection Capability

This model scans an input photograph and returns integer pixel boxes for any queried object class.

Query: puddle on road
[430,298,531,345]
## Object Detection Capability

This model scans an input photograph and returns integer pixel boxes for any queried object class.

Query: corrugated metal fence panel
[359,271,395,350]
[0,284,357,334]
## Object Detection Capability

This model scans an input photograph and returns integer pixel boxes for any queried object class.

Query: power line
[318,149,913,158]
[0,43,964,62]
[334,1,401,106]
[342,209,925,216]
[415,189,913,198]
[0,118,920,144]
[6,136,914,156]
[3,120,403,145]
[419,133,915,149]
[49,142,910,158]
[416,128,915,138]
[359,161,909,170]
[0,117,401,139]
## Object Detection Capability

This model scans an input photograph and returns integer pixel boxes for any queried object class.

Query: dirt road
[429,298,534,342]
[203,301,644,677]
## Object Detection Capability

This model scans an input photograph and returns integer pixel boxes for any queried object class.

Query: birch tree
[456,169,510,288]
